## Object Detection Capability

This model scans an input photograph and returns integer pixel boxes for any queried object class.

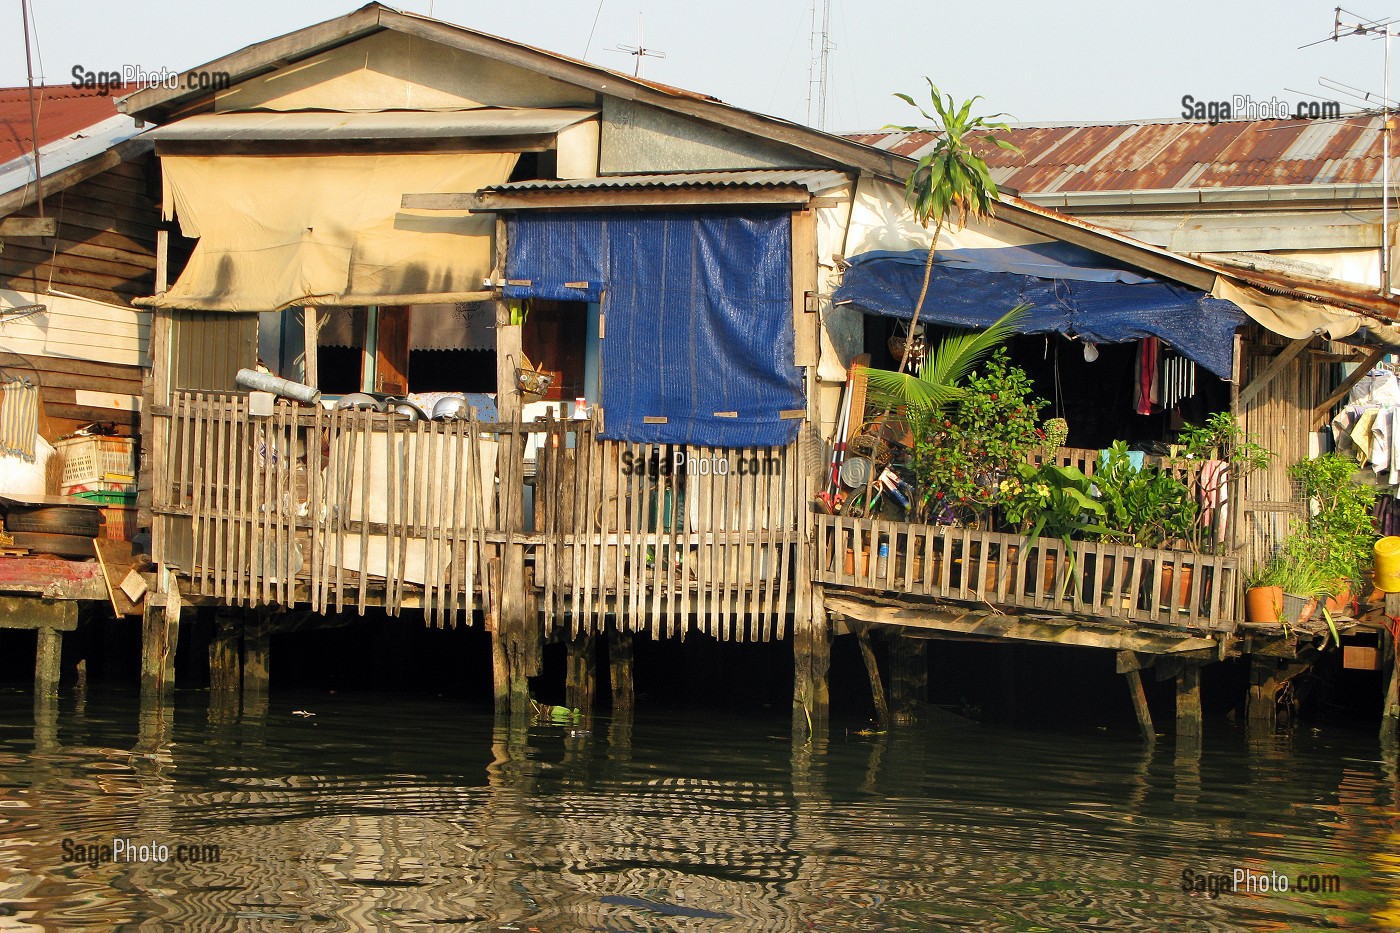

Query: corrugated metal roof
[486,169,850,194]
[849,116,1392,194]
[146,108,597,142]
[0,84,129,163]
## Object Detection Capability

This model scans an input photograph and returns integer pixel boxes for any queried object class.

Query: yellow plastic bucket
[1375,537,1400,592]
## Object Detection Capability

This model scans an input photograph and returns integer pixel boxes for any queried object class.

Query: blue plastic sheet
[505,212,802,447]
[834,249,1246,379]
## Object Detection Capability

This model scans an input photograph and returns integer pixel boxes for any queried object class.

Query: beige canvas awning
[139,151,519,312]
[1212,276,1400,348]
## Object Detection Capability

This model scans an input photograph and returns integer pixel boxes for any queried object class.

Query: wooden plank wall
[0,156,158,437]
[1238,329,1317,568]
[0,156,157,308]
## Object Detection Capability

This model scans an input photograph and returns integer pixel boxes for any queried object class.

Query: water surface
[0,689,1397,930]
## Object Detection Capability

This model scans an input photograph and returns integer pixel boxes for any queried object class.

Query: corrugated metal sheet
[0,84,127,163]
[850,116,1392,193]
[0,114,146,200]
[147,108,597,142]
[486,169,850,194]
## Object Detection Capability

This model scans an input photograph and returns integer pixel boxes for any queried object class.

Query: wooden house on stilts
[120,4,1400,737]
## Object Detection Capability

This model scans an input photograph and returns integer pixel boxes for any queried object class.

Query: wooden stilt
[1176,665,1202,741]
[793,588,831,741]
[210,608,242,695]
[140,577,180,699]
[242,609,270,698]
[888,634,927,725]
[1125,669,1154,741]
[34,627,61,699]
[609,628,634,713]
[565,631,596,715]
[1384,595,1400,744]
[1247,655,1280,734]
[856,624,890,729]
[494,307,533,721]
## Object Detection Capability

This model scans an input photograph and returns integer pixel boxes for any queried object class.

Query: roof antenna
[611,13,666,77]
[805,0,835,129]
[21,0,43,221]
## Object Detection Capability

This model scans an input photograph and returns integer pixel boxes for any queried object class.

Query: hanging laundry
[1135,337,1159,416]
[0,379,39,463]
[1198,459,1229,545]
[1351,408,1380,467]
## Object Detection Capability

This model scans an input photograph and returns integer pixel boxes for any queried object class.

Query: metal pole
[1383,26,1391,294]
[20,0,43,219]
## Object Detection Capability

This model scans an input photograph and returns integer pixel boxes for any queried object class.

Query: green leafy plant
[889,81,1018,374]
[1288,454,1378,594]
[1243,555,1289,590]
[862,305,1026,414]
[1093,441,1198,549]
[906,345,1047,521]
[999,462,1107,594]
[1178,412,1273,553]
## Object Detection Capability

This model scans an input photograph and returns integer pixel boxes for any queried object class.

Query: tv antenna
[611,14,665,78]
[1319,9,1400,295]
[805,0,835,129]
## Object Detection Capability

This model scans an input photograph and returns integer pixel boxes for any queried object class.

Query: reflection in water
[0,689,1397,930]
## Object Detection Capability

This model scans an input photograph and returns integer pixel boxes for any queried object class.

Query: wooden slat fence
[814,515,1239,632]
[533,417,805,643]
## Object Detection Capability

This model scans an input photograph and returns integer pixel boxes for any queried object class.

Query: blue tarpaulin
[833,247,1246,379]
[506,211,803,447]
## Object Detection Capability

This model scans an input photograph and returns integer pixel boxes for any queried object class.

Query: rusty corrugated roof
[850,116,1393,193]
[0,84,126,165]
[486,169,850,194]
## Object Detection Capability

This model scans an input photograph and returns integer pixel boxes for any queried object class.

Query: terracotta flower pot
[1323,586,1353,616]
[1246,585,1284,624]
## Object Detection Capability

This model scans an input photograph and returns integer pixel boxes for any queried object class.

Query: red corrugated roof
[0,84,124,165]
[849,116,1393,193]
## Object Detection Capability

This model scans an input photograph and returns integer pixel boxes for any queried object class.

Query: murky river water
[0,688,1398,931]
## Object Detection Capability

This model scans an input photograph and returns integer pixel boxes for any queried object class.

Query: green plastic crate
[70,490,136,506]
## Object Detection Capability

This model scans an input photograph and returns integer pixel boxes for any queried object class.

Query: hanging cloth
[0,379,39,462]
[1135,337,1159,416]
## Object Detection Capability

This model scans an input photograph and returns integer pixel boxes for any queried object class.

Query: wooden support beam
[856,624,890,729]
[0,596,78,630]
[609,628,634,713]
[565,632,596,716]
[1312,345,1389,429]
[0,216,57,238]
[405,186,812,212]
[1384,596,1400,743]
[494,293,533,720]
[34,628,62,699]
[1124,668,1154,741]
[793,588,832,741]
[242,609,270,698]
[889,634,927,725]
[1238,336,1313,407]
[825,594,1227,656]
[1176,665,1203,741]
[210,608,242,695]
[140,576,180,699]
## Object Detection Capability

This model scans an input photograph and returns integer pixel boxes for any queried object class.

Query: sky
[3,0,1398,131]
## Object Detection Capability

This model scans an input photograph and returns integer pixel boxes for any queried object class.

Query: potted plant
[999,461,1107,596]
[1177,412,1273,554]
[1288,454,1379,610]
[1243,557,1288,624]
[1275,547,1332,625]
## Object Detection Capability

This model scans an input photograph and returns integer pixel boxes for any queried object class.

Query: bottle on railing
[876,538,889,578]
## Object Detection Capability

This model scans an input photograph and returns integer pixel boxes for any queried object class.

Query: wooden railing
[815,515,1239,632]
[531,419,805,642]
[151,393,807,639]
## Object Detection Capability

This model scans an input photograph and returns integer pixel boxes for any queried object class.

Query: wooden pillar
[210,608,242,695]
[856,624,890,729]
[1124,670,1154,742]
[1384,595,1400,744]
[609,628,634,713]
[494,291,534,720]
[1176,665,1202,742]
[34,627,61,699]
[242,609,270,698]
[889,634,927,724]
[793,589,832,741]
[1247,655,1280,733]
[565,631,596,715]
[140,579,181,699]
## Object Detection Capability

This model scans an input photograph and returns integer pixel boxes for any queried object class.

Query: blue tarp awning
[506,211,803,448]
[833,245,1246,379]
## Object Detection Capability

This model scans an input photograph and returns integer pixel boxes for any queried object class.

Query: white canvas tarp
[144,151,519,312]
